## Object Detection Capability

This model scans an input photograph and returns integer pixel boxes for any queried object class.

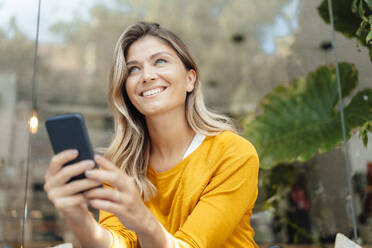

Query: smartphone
[45,113,98,182]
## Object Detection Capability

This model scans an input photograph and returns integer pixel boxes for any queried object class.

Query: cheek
[163,69,189,88]
[123,80,137,105]
[125,79,135,96]
[124,82,130,95]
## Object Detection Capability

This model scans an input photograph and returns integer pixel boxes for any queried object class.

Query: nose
[142,64,157,83]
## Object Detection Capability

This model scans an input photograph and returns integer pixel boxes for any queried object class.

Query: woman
[44,22,259,248]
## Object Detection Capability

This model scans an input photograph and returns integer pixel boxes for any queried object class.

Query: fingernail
[71,149,78,155]
[85,170,93,176]
[85,160,94,168]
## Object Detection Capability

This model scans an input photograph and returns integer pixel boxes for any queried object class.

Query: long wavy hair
[105,21,235,201]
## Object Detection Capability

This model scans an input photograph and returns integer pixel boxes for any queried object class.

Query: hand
[44,149,101,222]
[83,155,153,234]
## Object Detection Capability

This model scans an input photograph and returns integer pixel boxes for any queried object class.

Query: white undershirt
[183,133,206,159]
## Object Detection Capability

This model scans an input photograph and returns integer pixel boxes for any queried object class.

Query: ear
[186,69,197,93]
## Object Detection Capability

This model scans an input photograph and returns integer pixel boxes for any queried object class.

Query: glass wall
[0,0,371,247]
[0,0,38,246]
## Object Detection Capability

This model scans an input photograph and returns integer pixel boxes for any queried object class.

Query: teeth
[142,88,164,97]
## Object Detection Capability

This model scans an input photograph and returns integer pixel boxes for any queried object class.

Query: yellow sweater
[99,131,259,248]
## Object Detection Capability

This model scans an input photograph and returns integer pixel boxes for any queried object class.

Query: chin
[142,109,169,118]
[143,106,185,118]
[136,100,186,118]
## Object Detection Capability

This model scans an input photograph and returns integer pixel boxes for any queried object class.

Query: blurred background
[0,0,371,247]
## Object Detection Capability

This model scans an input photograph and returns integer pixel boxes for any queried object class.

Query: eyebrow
[126,51,173,66]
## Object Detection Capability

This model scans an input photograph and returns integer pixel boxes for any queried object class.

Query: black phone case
[45,113,97,182]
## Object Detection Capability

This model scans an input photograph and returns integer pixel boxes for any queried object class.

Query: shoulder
[211,131,258,158]
[204,131,259,171]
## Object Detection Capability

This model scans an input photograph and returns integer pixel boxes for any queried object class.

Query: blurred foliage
[243,62,372,170]
[318,0,361,37]
[47,0,296,110]
[318,0,372,62]
[0,17,59,104]
[359,120,372,146]
[0,18,36,101]
[248,62,371,245]
[261,163,305,208]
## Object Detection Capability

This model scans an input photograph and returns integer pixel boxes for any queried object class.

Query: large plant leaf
[318,0,361,37]
[243,63,372,169]
[318,0,372,61]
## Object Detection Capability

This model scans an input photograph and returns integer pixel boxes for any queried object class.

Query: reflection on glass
[29,110,39,134]
[257,0,300,55]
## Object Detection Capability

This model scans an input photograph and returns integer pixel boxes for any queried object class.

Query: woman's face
[124,35,196,117]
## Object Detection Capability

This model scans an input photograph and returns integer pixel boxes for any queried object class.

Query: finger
[81,202,88,211]
[84,187,121,202]
[85,169,129,191]
[88,199,121,214]
[94,155,119,172]
[54,194,87,211]
[46,149,78,177]
[46,160,95,190]
[48,178,101,199]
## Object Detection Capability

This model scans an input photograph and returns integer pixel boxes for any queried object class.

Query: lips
[141,87,167,97]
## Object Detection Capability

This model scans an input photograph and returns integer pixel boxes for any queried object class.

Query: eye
[155,58,167,65]
[128,66,140,74]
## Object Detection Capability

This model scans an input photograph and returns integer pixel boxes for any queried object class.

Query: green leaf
[244,63,372,169]
[364,0,372,9]
[318,0,361,38]
[361,131,368,146]
[356,26,362,36]
[357,21,368,38]
[361,20,368,29]
[367,30,372,44]
[353,0,359,14]
[262,163,304,200]
[359,0,366,17]
[319,0,371,60]
[359,121,372,147]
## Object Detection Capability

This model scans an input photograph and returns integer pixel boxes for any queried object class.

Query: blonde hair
[105,22,235,200]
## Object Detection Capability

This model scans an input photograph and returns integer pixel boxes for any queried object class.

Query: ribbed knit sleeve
[99,209,139,248]
[98,182,139,247]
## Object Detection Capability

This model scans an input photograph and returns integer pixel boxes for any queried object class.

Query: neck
[145,111,195,160]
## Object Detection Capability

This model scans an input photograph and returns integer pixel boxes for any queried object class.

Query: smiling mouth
[141,87,167,97]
